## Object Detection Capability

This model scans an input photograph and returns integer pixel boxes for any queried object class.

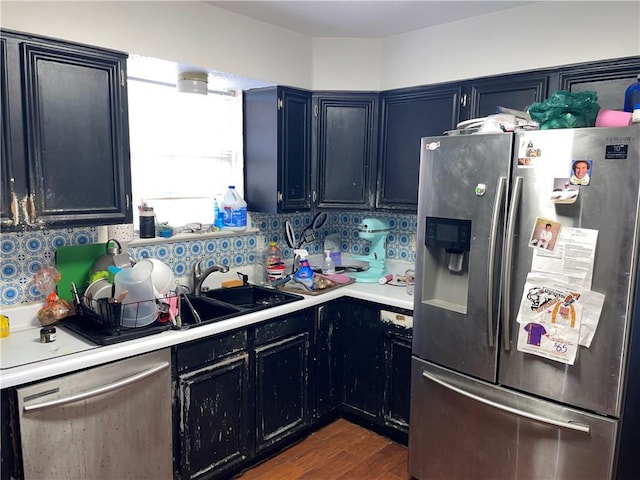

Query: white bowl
[136,259,174,295]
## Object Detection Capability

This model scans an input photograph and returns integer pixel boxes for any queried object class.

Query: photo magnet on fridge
[569,159,592,186]
[529,218,562,253]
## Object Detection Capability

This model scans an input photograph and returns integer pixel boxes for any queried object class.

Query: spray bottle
[293,249,314,290]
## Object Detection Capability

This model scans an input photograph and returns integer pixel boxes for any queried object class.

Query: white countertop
[0,280,414,389]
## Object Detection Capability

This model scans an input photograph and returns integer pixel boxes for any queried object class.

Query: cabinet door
[377,85,461,211]
[178,354,250,480]
[340,301,385,418]
[466,73,549,118]
[0,37,18,228]
[244,86,311,213]
[557,56,640,110]
[280,87,312,211]
[384,333,412,433]
[314,303,343,418]
[19,40,131,228]
[255,332,309,453]
[314,93,378,209]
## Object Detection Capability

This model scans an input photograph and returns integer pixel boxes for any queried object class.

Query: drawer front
[176,329,247,373]
[254,311,311,346]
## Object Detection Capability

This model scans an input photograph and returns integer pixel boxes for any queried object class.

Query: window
[127,66,244,231]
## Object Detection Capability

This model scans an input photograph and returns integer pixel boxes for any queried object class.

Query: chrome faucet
[192,260,229,295]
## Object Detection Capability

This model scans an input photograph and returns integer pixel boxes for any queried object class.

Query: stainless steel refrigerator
[409,126,640,479]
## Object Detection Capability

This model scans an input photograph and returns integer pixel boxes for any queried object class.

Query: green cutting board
[55,243,107,300]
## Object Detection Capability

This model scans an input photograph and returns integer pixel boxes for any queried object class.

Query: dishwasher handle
[422,370,590,434]
[23,361,170,413]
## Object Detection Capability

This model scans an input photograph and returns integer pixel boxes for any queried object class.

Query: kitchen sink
[179,295,243,328]
[201,285,303,311]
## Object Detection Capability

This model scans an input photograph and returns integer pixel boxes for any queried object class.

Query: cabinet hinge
[277,98,284,110]
[460,93,468,108]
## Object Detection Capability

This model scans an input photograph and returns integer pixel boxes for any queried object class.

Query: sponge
[221,279,244,288]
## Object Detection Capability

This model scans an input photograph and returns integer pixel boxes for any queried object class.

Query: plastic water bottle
[624,74,640,112]
[220,186,247,232]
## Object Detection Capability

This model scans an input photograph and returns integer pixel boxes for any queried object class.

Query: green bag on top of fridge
[529,90,600,129]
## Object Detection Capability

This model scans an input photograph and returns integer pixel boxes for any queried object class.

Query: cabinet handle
[312,191,317,203]
[120,69,125,87]
[126,194,130,210]
[460,94,468,108]
[277,191,283,202]
[278,98,283,110]
[23,362,170,412]
[314,105,319,116]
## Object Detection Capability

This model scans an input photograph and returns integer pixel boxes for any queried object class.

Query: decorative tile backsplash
[1,211,416,305]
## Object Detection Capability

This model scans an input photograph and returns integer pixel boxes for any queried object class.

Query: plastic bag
[33,266,61,295]
[37,292,73,326]
[528,90,600,129]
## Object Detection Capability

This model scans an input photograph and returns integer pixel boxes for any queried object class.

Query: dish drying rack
[75,291,180,330]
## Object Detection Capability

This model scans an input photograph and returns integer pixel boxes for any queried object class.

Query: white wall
[312,38,382,90]
[1,1,639,91]
[0,1,313,88]
[380,1,640,89]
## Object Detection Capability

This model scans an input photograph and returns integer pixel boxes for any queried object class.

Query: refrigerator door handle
[487,176,507,348]
[422,370,591,434]
[501,176,523,351]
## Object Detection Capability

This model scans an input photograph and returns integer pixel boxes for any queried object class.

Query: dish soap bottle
[322,250,335,275]
[294,249,314,290]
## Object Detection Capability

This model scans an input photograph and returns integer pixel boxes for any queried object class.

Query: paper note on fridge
[516,274,583,365]
[531,227,598,289]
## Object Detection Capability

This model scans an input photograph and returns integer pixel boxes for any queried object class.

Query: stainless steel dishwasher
[16,349,172,479]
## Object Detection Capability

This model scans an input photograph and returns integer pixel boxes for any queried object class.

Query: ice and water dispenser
[422,216,471,314]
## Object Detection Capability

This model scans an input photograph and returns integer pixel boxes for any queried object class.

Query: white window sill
[127,227,260,247]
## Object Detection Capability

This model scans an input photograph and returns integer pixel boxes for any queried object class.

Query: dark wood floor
[235,418,412,480]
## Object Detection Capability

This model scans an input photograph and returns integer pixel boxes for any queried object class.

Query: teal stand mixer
[348,217,391,283]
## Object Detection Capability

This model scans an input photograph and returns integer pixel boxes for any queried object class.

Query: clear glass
[405,268,416,296]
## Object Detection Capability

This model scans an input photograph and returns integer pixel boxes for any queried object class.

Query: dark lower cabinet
[178,354,250,480]
[174,329,249,480]
[337,300,413,443]
[383,333,412,433]
[173,310,314,479]
[255,332,309,452]
[313,302,344,419]
[254,310,312,453]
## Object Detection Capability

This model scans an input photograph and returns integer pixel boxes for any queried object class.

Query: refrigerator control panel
[425,216,472,252]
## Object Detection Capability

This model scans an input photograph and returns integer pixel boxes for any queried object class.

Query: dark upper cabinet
[556,56,640,110]
[1,30,132,231]
[1,37,16,228]
[376,84,461,211]
[464,72,550,118]
[244,86,312,213]
[313,92,379,209]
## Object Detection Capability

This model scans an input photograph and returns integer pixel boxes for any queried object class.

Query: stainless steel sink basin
[201,285,303,311]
